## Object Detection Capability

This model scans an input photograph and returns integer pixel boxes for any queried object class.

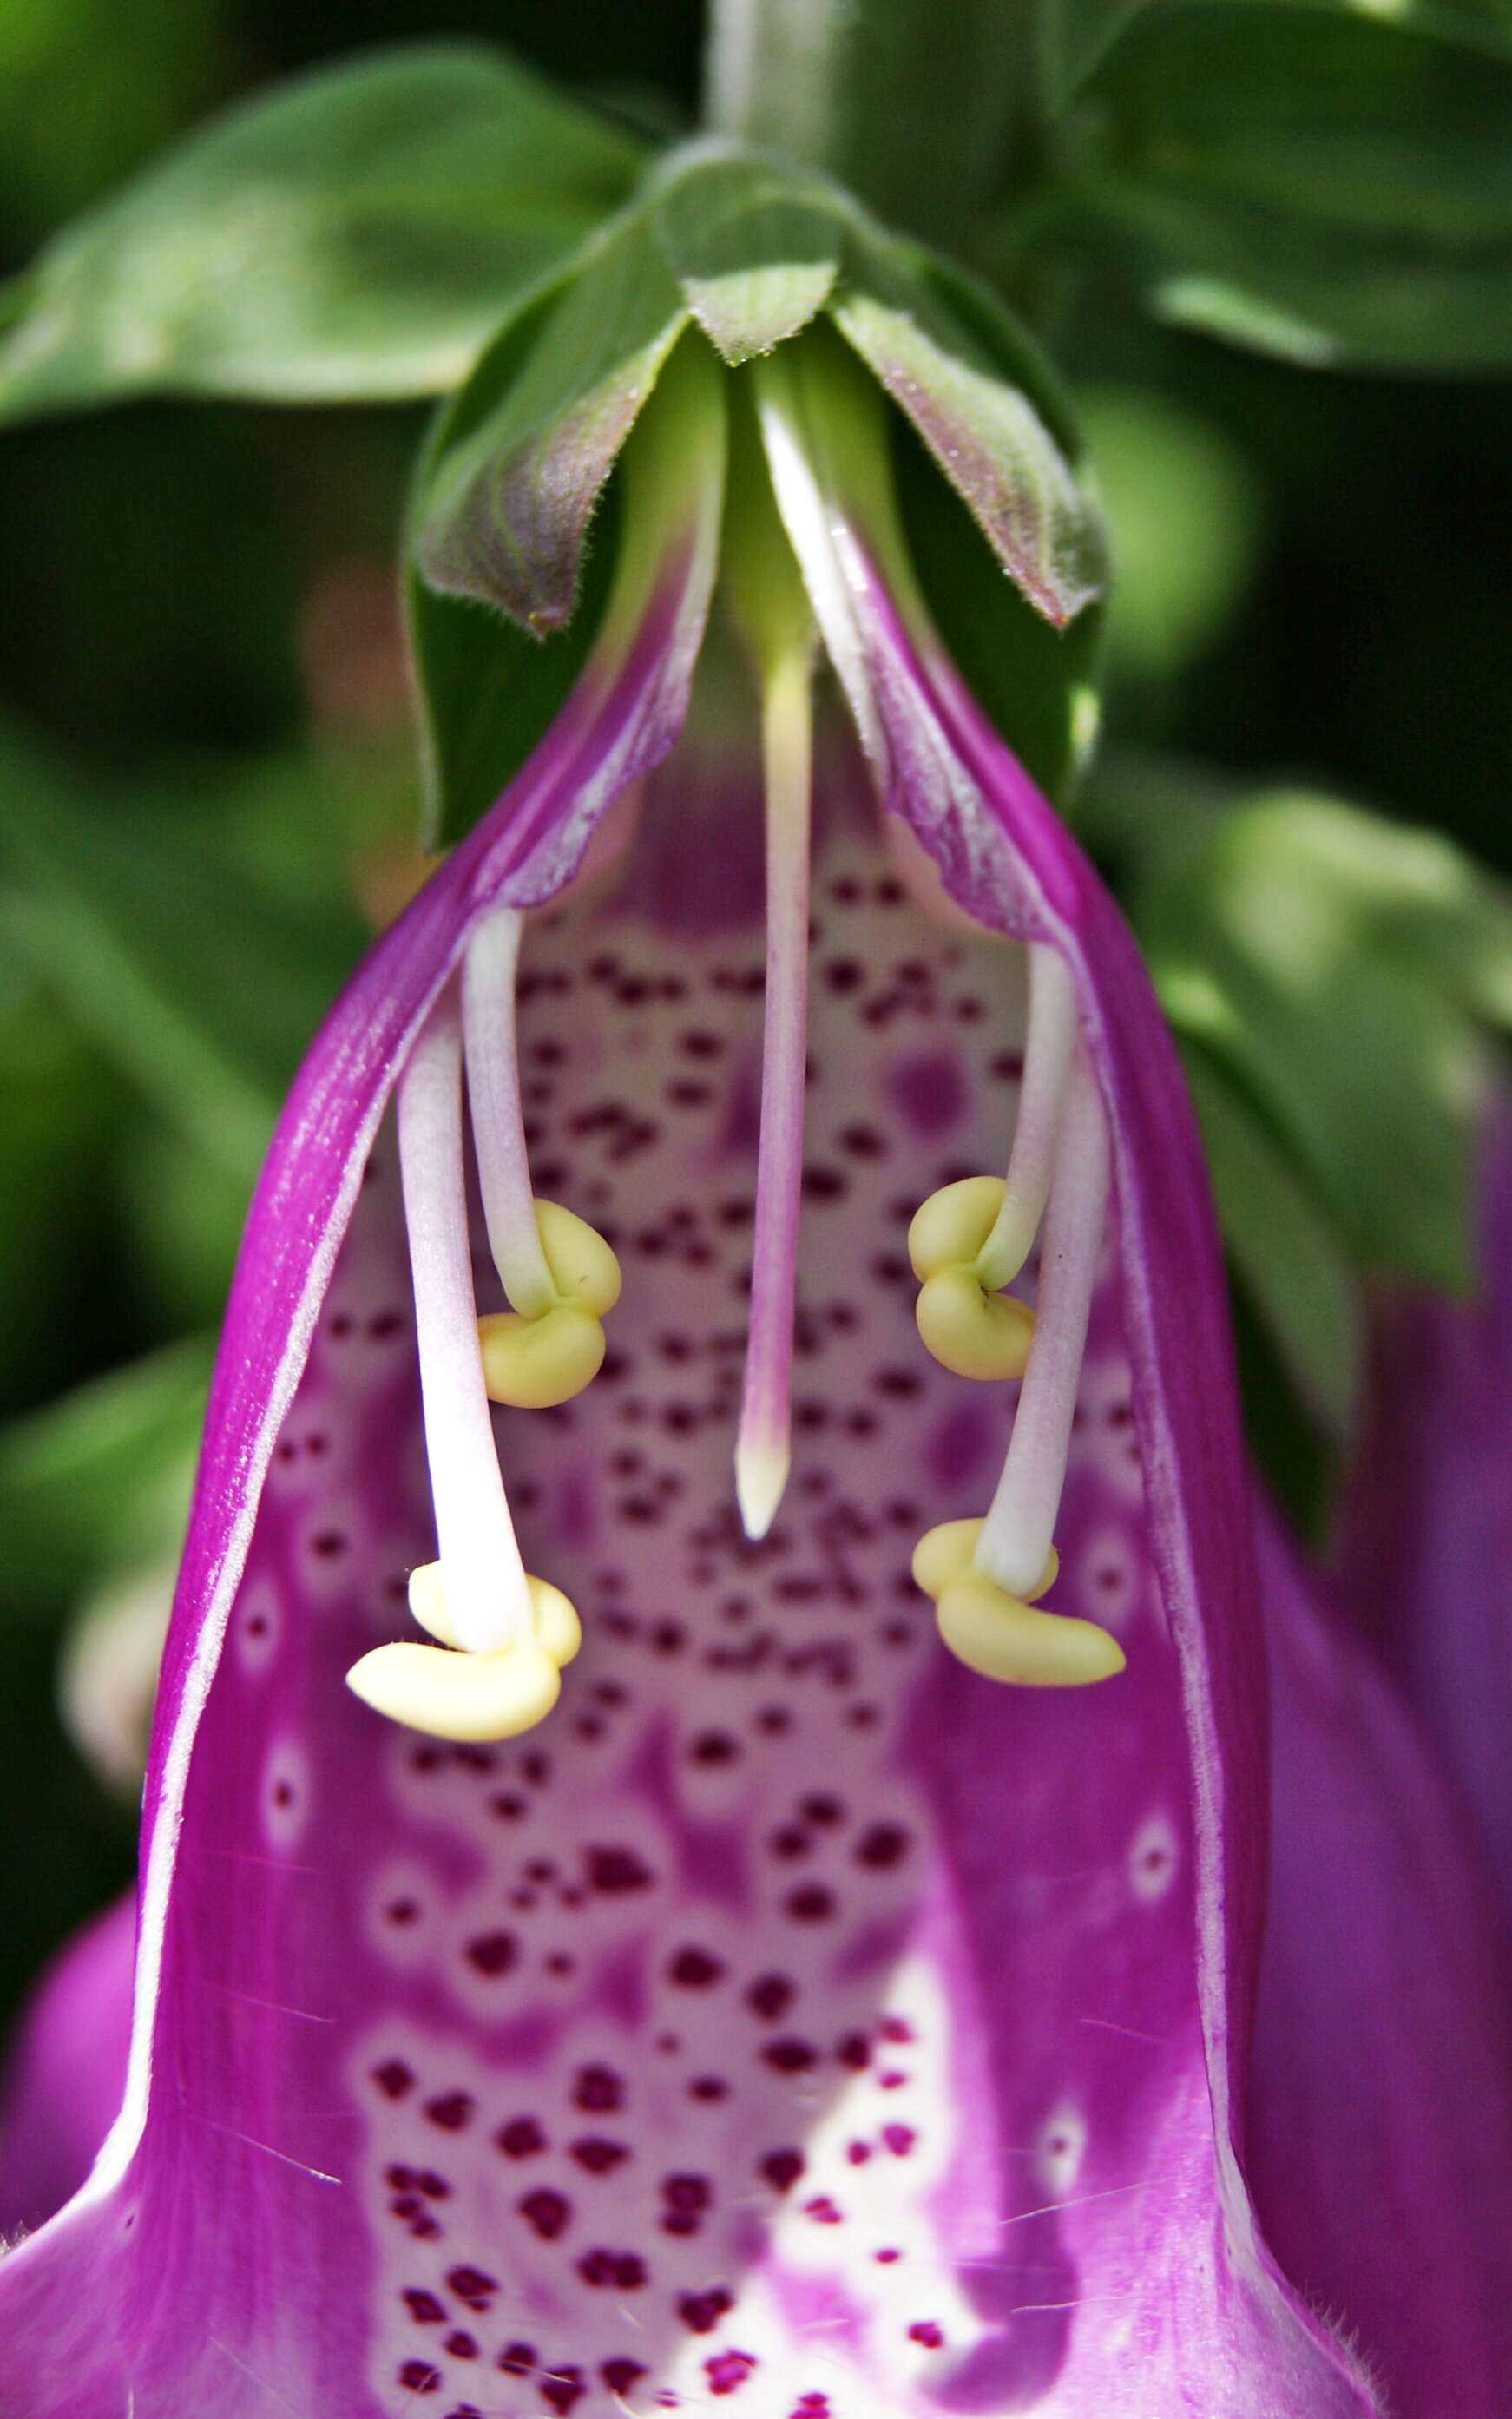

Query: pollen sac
[407,1562,582,1668]
[480,1200,621,1409]
[347,1566,583,1741]
[911,1518,1123,1690]
[345,1636,563,1743]
[908,1176,1035,1382]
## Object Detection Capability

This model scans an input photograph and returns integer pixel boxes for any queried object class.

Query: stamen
[735,642,814,1541]
[912,1516,1122,1688]
[977,1054,1111,1600]
[391,999,533,1657]
[978,945,1078,1291]
[462,904,621,1410]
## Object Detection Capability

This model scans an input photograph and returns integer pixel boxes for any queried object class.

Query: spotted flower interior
[0,341,1379,2419]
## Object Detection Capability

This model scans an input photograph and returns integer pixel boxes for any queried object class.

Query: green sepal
[1036,12,1512,372]
[0,45,644,421]
[654,148,842,364]
[414,209,688,631]
[829,225,1107,628]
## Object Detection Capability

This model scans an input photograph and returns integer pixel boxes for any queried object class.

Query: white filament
[460,904,557,1319]
[976,1055,1110,1599]
[398,998,532,1653]
[979,943,1078,1290]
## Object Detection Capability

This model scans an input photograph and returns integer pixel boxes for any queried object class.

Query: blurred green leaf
[0,730,365,1179]
[1037,14,1512,371]
[1075,385,1264,682]
[0,1336,210,1617]
[1039,0,1512,112]
[1180,1041,1362,1432]
[1084,759,1508,1292]
[0,44,645,422]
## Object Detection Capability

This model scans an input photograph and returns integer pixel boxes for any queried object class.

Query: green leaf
[830,224,1108,625]
[1043,13,1512,371]
[654,148,842,364]
[1120,774,1500,1289]
[0,44,644,421]
[0,730,365,1180]
[0,1338,212,1618]
[1039,0,1512,113]
[415,207,687,631]
[1180,1042,1362,1433]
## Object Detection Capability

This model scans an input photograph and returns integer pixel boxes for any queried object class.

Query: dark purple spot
[517,2188,572,2242]
[445,2266,496,2310]
[857,1823,910,1870]
[424,2092,473,2132]
[679,2287,733,2336]
[570,2137,628,2176]
[762,2037,818,2074]
[746,1973,794,2023]
[402,2289,444,2324]
[669,1945,725,1988]
[496,2115,548,2159]
[574,2062,625,2113]
[578,2248,648,2290]
[586,1845,654,1895]
[371,2059,413,2100]
[465,1929,517,1976]
[759,2147,805,2194]
[785,1883,836,1923]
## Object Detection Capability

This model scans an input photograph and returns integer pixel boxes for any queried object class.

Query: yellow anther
[916,1268,1035,1384]
[908,1177,1035,1383]
[479,1305,607,1409]
[345,1637,563,1742]
[532,1200,621,1317]
[347,1564,582,1741]
[406,1562,582,1667]
[911,1517,1121,1690]
[480,1200,621,1409]
[911,1518,1057,1605]
[908,1176,1005,1281]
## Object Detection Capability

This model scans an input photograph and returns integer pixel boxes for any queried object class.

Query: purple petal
[0,1895,135,2238]
[0,521,1383,2414]
[1334,1107,1512,1918]
[1251,1506,1512,2419]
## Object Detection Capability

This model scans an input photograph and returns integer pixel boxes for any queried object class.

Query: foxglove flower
[0,318,1404,2419]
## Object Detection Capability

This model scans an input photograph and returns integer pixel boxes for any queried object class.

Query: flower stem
[701,0,1035,240]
